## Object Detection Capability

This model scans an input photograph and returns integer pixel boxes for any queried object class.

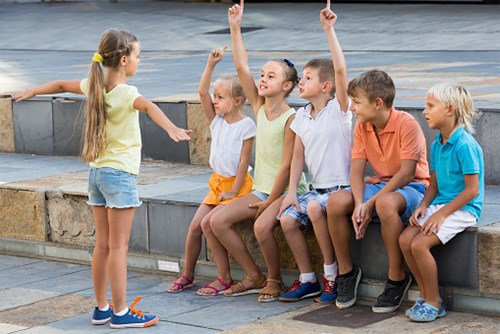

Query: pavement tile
[0,294,94,328]
[0,255,40,271]
[0,287,60,312]
[0,323,27,334]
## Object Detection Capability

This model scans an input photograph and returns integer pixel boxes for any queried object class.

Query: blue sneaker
[91,305,112,325]
[279,280,321,302]
[409,302,446,322]
[314,275,338,304]
[405,297,425,317]
[109,297,159,329]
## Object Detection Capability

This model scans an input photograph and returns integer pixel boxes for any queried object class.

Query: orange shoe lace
[129,296,145,319]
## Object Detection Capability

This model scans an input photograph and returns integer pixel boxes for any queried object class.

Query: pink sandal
[167,274,195,293]
[196,277,234,296]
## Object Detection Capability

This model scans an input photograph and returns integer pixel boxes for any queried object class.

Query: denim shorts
[348,181,426,220]
[87,167,142,209]
[252,190,270,202]
[280,185,349,226]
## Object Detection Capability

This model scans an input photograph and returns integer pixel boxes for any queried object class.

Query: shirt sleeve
[242,118,257,141]
[351,123,366,160]
[399,117,426,161]
[127,85,141,111]
[79,78,88,96]
[457,141,481,175]
[289,107,303,135]
[430,141,438,172]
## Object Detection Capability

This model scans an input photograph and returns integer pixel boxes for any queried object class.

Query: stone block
[187,102,211,166]
[148,201,201,258]
[0,96,15,152]
[13,99,54,155]
[46,192,94,247]
[52,98,85,157]
[140,102,189,163]
[130,204,149,253]
[0,188,47,241]
[478,222,500,295]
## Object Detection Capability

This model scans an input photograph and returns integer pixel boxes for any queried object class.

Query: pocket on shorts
[99,168,122,196]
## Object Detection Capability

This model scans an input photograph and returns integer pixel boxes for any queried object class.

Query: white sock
[98,303,110,312]
[324,262,338,280]
[300,272,316,283]
[115,307,129,316]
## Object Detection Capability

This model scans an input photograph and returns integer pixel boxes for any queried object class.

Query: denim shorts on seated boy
[326,69,430,313]
[278,5,353,305]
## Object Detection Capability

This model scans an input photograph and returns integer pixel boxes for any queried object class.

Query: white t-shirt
[290,98,352,188]
[209,115,257,178]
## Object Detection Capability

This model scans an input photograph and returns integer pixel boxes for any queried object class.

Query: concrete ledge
[0,96,14,152]
[478,222,500,295]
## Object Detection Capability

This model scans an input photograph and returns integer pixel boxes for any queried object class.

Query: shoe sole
[372,275,412,314]
[410,311,446,322]
[279,290,321,302]
[92,317,110,325]
[110,316,159,328]
[314,296,337,304]
[224,288,263,297]
[336,267,362,309]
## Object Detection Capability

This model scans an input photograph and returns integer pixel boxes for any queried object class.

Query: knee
[410,238,429,255]
[375,193,401,220]
[327,190,352,218]
[209,213,225,236]
[399,232,412,253]
[280,215,300,235]
[254,219,273,242]
[306,201,324,223]
[200,217,211,235]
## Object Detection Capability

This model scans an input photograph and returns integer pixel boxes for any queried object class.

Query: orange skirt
[202,171,253,205]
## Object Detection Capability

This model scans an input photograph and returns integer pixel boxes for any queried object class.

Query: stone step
[0,153,499,315]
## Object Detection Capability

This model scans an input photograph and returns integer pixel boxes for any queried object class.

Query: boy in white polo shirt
[275,3,352,304]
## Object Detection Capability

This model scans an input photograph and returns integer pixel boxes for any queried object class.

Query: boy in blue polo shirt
[399,83,484,322]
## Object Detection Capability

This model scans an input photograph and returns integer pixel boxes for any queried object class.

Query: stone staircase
[0,96,499,315]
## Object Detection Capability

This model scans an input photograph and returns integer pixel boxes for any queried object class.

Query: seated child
[400,83,483,322]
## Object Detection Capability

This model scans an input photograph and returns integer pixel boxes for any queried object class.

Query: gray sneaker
[372,274,412,313]
[335,265,362,309]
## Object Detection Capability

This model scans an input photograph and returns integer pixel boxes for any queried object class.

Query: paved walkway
[0,253,498,334]
[0,1,499,108]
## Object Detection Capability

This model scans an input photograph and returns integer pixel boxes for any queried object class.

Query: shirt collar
[367,107,397,133]
[436,126,465,145]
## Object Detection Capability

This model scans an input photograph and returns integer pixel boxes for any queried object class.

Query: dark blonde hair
[348,70,395,108]
[215,74,247,102]
[304,58,335,96]
[427,83,477,134]
[82,28,138,163]
[270,59,299,98]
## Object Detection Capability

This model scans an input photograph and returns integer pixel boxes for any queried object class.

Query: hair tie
[283,58,295,67]
[92,52,103,63]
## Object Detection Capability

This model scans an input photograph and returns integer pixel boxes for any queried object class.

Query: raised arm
[199,46,227,123]
[320,1,348,112]
[12,79,83,101]
[134,96,191,142]
[228,0,263,113]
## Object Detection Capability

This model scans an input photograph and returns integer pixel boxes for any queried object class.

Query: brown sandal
[258,278,283,303]
[224,274,267,297]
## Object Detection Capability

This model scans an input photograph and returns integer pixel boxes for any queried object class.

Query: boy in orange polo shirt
[327,70,430,313]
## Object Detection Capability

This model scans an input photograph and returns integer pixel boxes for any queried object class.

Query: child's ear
[374,97,384,109]
[322,81,333,94]
[120,55,127,66]
[235,96,244,106]
[283,81,293,93]
[447,104,456,117]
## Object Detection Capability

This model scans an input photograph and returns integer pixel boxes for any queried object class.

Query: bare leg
[107,207,135,313]
[198,205,234,295]
[308,200,335,265]
[211,193,264,291]
[375,192,407,281]
[255,198,284,300]
[280,215,312,273]
[400,226,425,298]
[410,233,442,308]
[327,190,355,275]
[92,206,110,309]
[168,204,214,292]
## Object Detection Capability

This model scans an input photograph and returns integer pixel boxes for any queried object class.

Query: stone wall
[0,96,14,152]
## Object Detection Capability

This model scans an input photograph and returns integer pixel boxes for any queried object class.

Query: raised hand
[320,0,337,30]
[208,45,228,66]
[228,0,244,27]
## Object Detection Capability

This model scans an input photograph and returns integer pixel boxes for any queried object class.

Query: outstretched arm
[12,80,82,101]
[199,46,227,123]
[134,96,191,142]
[320,0,348,112]
[228,0,263,113]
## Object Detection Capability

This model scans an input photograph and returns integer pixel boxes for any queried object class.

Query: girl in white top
[168,47,256,296]
[13,29,190,328]
[205,0,307,300]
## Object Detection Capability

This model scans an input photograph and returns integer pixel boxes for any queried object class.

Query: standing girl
[13,29,191,329]
[167,46,256,296]
[399,83,484,322]
[204,0,307,301]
